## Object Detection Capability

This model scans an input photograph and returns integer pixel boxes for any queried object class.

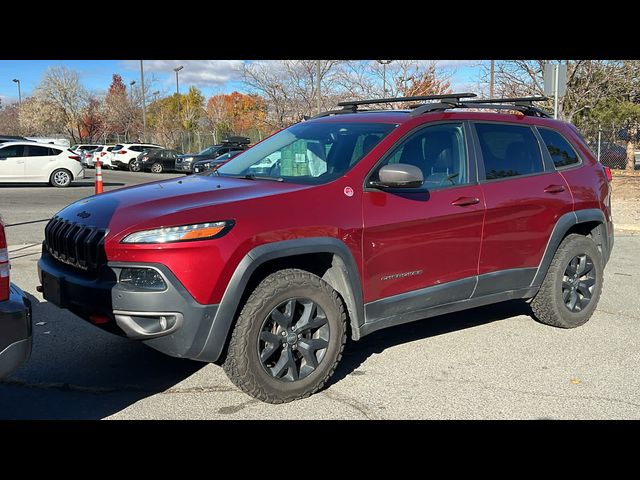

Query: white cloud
[121,60,244,88]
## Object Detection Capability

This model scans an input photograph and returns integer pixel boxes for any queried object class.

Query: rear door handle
[544,185,565,194]
[451,196,480,207]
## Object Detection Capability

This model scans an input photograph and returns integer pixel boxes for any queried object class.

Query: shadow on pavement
[328,300,532,387]
[0,292,204,419]
[0,182,124,188]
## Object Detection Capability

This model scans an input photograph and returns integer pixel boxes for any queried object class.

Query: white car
[111,143,163,171]
[71,144,101,167]
[0,141,85,187]
[89,145,115,169]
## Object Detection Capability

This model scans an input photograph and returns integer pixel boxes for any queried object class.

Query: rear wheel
[129,160,141,172]
[49,169,72,187]
[151,162,163,173]
[223,269,347,403]
[531,234,603,328]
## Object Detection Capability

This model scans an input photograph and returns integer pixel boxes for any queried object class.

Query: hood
[55,175,310,238]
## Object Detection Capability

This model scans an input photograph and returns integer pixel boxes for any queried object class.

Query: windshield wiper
[217,173,284,182]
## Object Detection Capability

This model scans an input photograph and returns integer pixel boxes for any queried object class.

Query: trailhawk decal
[381,270,424,281]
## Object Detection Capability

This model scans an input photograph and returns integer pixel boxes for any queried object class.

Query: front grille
[44,216,107,272]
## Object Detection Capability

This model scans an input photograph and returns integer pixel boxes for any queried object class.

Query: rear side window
[48,147,62,155]
[26,145,52,156]
[106,146,114,152]
[538,128,581,168]
[113,145,124,151]
[129,146,142,152]
[475,123,544,180]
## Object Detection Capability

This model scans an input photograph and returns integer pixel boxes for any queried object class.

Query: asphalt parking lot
[2,169,640,419]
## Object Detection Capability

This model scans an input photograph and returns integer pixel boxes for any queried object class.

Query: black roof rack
[311,93,477,119]
[313,93,552,120]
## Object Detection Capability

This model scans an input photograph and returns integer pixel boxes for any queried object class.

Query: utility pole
[489,60,495,98]
[316,60,321,114]
[140,60,147,141]
[554,64,559,119]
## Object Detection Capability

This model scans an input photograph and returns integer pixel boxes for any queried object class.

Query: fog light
[119,268,167,291]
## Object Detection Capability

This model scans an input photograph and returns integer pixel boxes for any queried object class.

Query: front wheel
[129,160,141,172]
[531,234,604,328]
[223,269,347,403]
[49,169,72,187]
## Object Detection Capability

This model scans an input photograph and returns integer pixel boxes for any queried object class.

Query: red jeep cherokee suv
[37,94,613,403]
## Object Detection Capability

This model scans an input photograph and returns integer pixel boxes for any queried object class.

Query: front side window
[217,121,397,185]
[370,122,468,188]
[0,145,25,158]
[538,128,581,168]
[475,123,544,180]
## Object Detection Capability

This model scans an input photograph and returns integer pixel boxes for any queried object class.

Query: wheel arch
[195,237,365,363]
[531,208,609,287]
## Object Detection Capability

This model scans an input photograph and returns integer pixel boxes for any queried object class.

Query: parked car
[176,137,250,173]
[0,141,84,187]
[89,145,116,169]
[71,144,101,155]
[133,149,180,173]
[0,220,32,379]
[37,93,613,404]
[192,150,243,174]
[80,148,98,168]
[111,143,163,171]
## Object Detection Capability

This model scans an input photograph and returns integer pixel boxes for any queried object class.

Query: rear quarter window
[538,128,581,168]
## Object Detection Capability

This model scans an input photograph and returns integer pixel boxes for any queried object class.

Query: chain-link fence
[578,121,639,171]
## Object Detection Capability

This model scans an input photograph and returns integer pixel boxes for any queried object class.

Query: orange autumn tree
[205,91,267,142]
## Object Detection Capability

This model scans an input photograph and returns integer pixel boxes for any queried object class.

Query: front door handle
[544,185,565,194]
[451,196,480,207]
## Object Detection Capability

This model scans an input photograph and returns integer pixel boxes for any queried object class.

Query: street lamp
[12,78,21,105]
[173,65,184,95]
[377,60,393,98]
[129,80,136,98]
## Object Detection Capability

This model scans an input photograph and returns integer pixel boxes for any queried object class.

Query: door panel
[362,122,483,304]
[363,185,484,303]
[23,145,57,180]
[0,145,26,181]
[473,122,574,277]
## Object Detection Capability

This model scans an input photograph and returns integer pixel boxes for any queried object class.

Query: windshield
[217,121,397,184]
[198,145,221,156]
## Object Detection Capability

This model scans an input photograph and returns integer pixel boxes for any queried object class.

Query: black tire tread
[223,268,347,404]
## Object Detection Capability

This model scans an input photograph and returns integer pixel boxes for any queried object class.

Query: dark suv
[37,94,613,403]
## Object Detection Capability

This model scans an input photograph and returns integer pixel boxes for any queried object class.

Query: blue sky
[0,60,482,104]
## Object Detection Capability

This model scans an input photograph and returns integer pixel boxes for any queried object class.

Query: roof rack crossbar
[464,96,548,107]
[337,92,477,108]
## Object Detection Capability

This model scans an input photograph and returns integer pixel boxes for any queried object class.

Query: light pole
[174,65,183,95]
[489,60,495,98]
[12,79,21,105]
[316,60,321,114]
[129,80,136,98]
[140,60,146,141]
[377,60,392,97]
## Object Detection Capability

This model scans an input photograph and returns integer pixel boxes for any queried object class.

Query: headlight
[121,220,234,244]
[183,157,193,163]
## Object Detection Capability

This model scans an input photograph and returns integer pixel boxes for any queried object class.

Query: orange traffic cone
[95,159,104,194]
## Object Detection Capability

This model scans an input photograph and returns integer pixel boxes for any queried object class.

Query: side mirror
[375,163,424,188]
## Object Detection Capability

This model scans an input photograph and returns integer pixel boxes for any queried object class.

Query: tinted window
[372,123,468,188]
[113,144,124,151]
[129,146,142,152]
[106,146,115,151]
[475,123,544,180]
[144,145,161,150]
[0,144,25,158]
[538,128,580,168]
[48,147,62,156]
[27,145,53,156]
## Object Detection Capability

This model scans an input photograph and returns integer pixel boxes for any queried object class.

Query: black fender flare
[531,208,609,287]
[195,237,365,362]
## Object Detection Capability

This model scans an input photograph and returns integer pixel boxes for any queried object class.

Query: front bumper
[37,251,220,362]
[175,162,193,172]
[0,284,33,378]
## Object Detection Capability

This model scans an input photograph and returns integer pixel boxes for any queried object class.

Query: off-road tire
[223,268,347,403]
[531,234,603,328]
